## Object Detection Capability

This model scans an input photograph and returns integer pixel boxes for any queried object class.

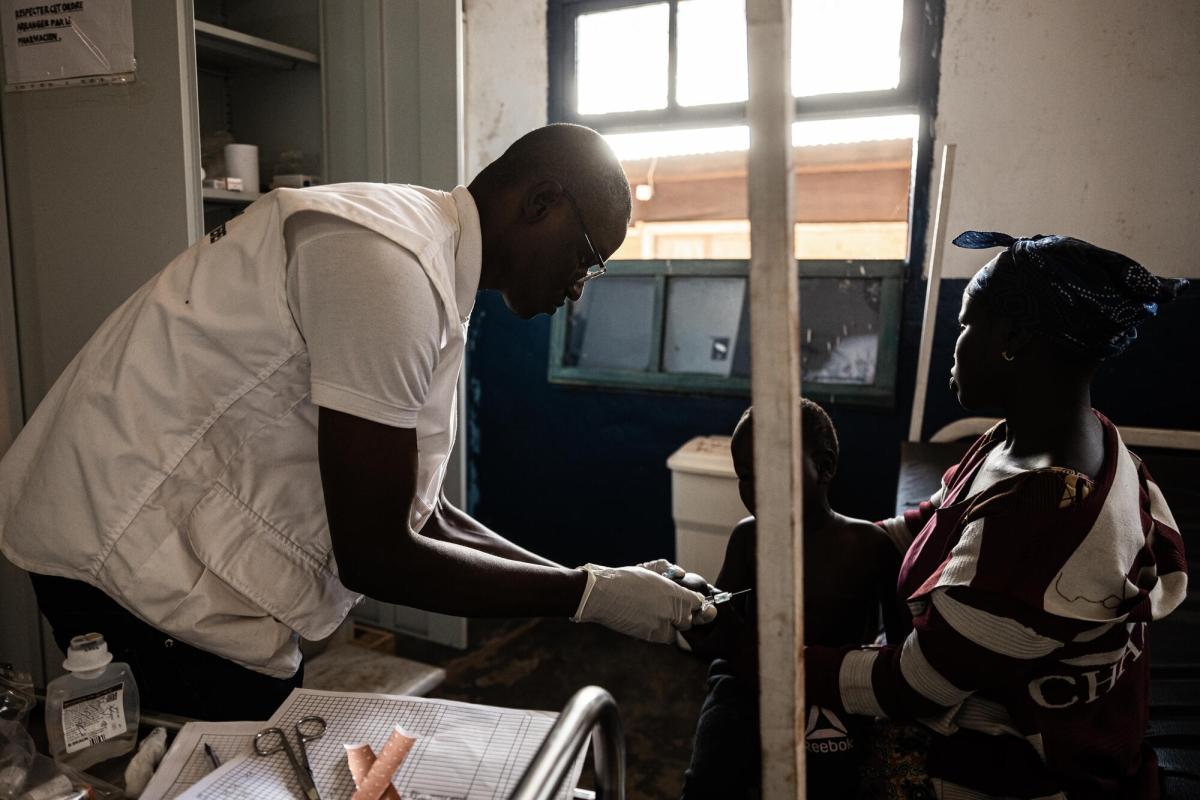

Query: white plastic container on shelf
[44,633,140,771]
[667,435,748,584]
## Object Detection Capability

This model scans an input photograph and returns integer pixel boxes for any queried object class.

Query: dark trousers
[680,659,762,800]
[30,573,302,721]
[680,659,864,800]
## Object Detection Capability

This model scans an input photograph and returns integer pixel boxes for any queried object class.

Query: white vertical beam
[909,143,956,442]
[746,0,803,797]
[177,2,203,244]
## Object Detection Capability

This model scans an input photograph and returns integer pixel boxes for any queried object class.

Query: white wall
[463,0,547,179]
[933,0,1200,278]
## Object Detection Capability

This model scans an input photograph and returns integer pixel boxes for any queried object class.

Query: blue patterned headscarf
[952,231,1188,360]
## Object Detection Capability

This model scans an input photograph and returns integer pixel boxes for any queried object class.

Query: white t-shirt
[284,212,445,429]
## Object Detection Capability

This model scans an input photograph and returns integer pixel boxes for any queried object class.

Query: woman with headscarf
[805,231,1189,799]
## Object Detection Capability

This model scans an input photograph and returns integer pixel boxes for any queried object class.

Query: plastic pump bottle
[44,633,140,770]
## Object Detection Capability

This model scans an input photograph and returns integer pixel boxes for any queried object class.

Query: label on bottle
[62,682,126,754]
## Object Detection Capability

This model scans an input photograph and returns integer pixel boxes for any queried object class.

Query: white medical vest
[0,183,478,677]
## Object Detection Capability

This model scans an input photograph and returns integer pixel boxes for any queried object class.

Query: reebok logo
[804,705,855,754]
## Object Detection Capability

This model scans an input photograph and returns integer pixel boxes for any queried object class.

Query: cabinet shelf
[202,188,262,205]
[195,21,319,70]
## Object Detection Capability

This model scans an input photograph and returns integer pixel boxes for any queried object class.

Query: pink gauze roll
[343,743,383,790]
[347,725,416,800]
[343,742,402,800]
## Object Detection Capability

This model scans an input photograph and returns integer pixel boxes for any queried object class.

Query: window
[551,260,903,403]
[547,0,941,403]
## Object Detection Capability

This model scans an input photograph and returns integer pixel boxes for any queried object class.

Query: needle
[702,588,752,609]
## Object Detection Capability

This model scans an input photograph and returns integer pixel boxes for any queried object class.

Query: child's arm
[877,464,957,554]
[678,519,757,669]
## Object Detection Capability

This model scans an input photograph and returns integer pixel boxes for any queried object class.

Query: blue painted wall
[466,269,1199,569]
[465,291,746,568]
[466,266,929,569]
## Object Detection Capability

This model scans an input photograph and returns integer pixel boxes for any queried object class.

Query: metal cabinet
[193,0,324,234]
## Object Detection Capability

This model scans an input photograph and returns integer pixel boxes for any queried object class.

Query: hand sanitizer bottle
[44,633,140,770]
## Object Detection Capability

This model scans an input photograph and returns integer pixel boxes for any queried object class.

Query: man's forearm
[317,410,576,617]
[338,529,586,618]
[425,496,563,568]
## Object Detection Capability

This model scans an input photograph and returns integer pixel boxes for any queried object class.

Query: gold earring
[1002,351,1016,362]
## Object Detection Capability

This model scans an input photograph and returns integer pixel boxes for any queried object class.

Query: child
[679,400,910,799]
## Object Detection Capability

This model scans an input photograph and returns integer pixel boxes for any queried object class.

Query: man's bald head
[469,124,632,319]
[473,123,631,251]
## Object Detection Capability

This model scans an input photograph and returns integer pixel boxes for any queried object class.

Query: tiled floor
[393,617,711,800]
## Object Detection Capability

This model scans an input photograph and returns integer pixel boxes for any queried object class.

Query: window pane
[663,277,747,376]
[576,4,670,115]
[565,277,658,371]
[724,275,884,383]
[676,0,748,107]
[607,115,916,260]
[792,0,903,97]
[800,277,882,384]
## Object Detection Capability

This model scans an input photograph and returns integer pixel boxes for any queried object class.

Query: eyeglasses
[562,189,607,284]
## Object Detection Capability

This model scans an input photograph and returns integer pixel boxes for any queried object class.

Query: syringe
[701,587,752,611]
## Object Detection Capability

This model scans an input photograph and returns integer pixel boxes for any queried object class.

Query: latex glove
[571,564,716,643]
[641,558,716,596]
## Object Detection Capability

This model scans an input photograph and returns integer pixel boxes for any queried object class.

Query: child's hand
[679,571,714,595]
[678,600,746,658]
[641,558,716,596]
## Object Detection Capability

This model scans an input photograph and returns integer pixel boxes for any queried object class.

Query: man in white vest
[0,124,711,718]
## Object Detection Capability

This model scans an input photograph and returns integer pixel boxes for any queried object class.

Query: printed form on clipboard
[175,689,589,800]
[139,720,264,800]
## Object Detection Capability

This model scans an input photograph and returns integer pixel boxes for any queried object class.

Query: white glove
[571,564,716,643]
[642,558,716,595]
[644,560,719,653]
[641,558,685,580]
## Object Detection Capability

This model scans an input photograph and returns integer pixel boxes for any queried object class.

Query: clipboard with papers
[143,689,587,800]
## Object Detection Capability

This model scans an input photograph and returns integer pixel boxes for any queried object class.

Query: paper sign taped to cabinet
[1,0,135,91]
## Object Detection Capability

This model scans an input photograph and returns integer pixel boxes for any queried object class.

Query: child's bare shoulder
[831,515,905,560]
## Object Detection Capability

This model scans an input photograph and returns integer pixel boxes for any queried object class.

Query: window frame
[549,260,904,405]
[549,0,929,130]
[545,0,943,405]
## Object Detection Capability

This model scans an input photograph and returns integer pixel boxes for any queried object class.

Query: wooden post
[909,143,956,442]
[745,0,803,796]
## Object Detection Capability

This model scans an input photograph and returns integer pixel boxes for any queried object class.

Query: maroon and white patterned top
[807,411,1188,799]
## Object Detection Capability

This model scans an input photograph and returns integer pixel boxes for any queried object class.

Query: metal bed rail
[510,685,625,800]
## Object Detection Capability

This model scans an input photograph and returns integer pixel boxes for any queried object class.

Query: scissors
[254,715,327,800]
